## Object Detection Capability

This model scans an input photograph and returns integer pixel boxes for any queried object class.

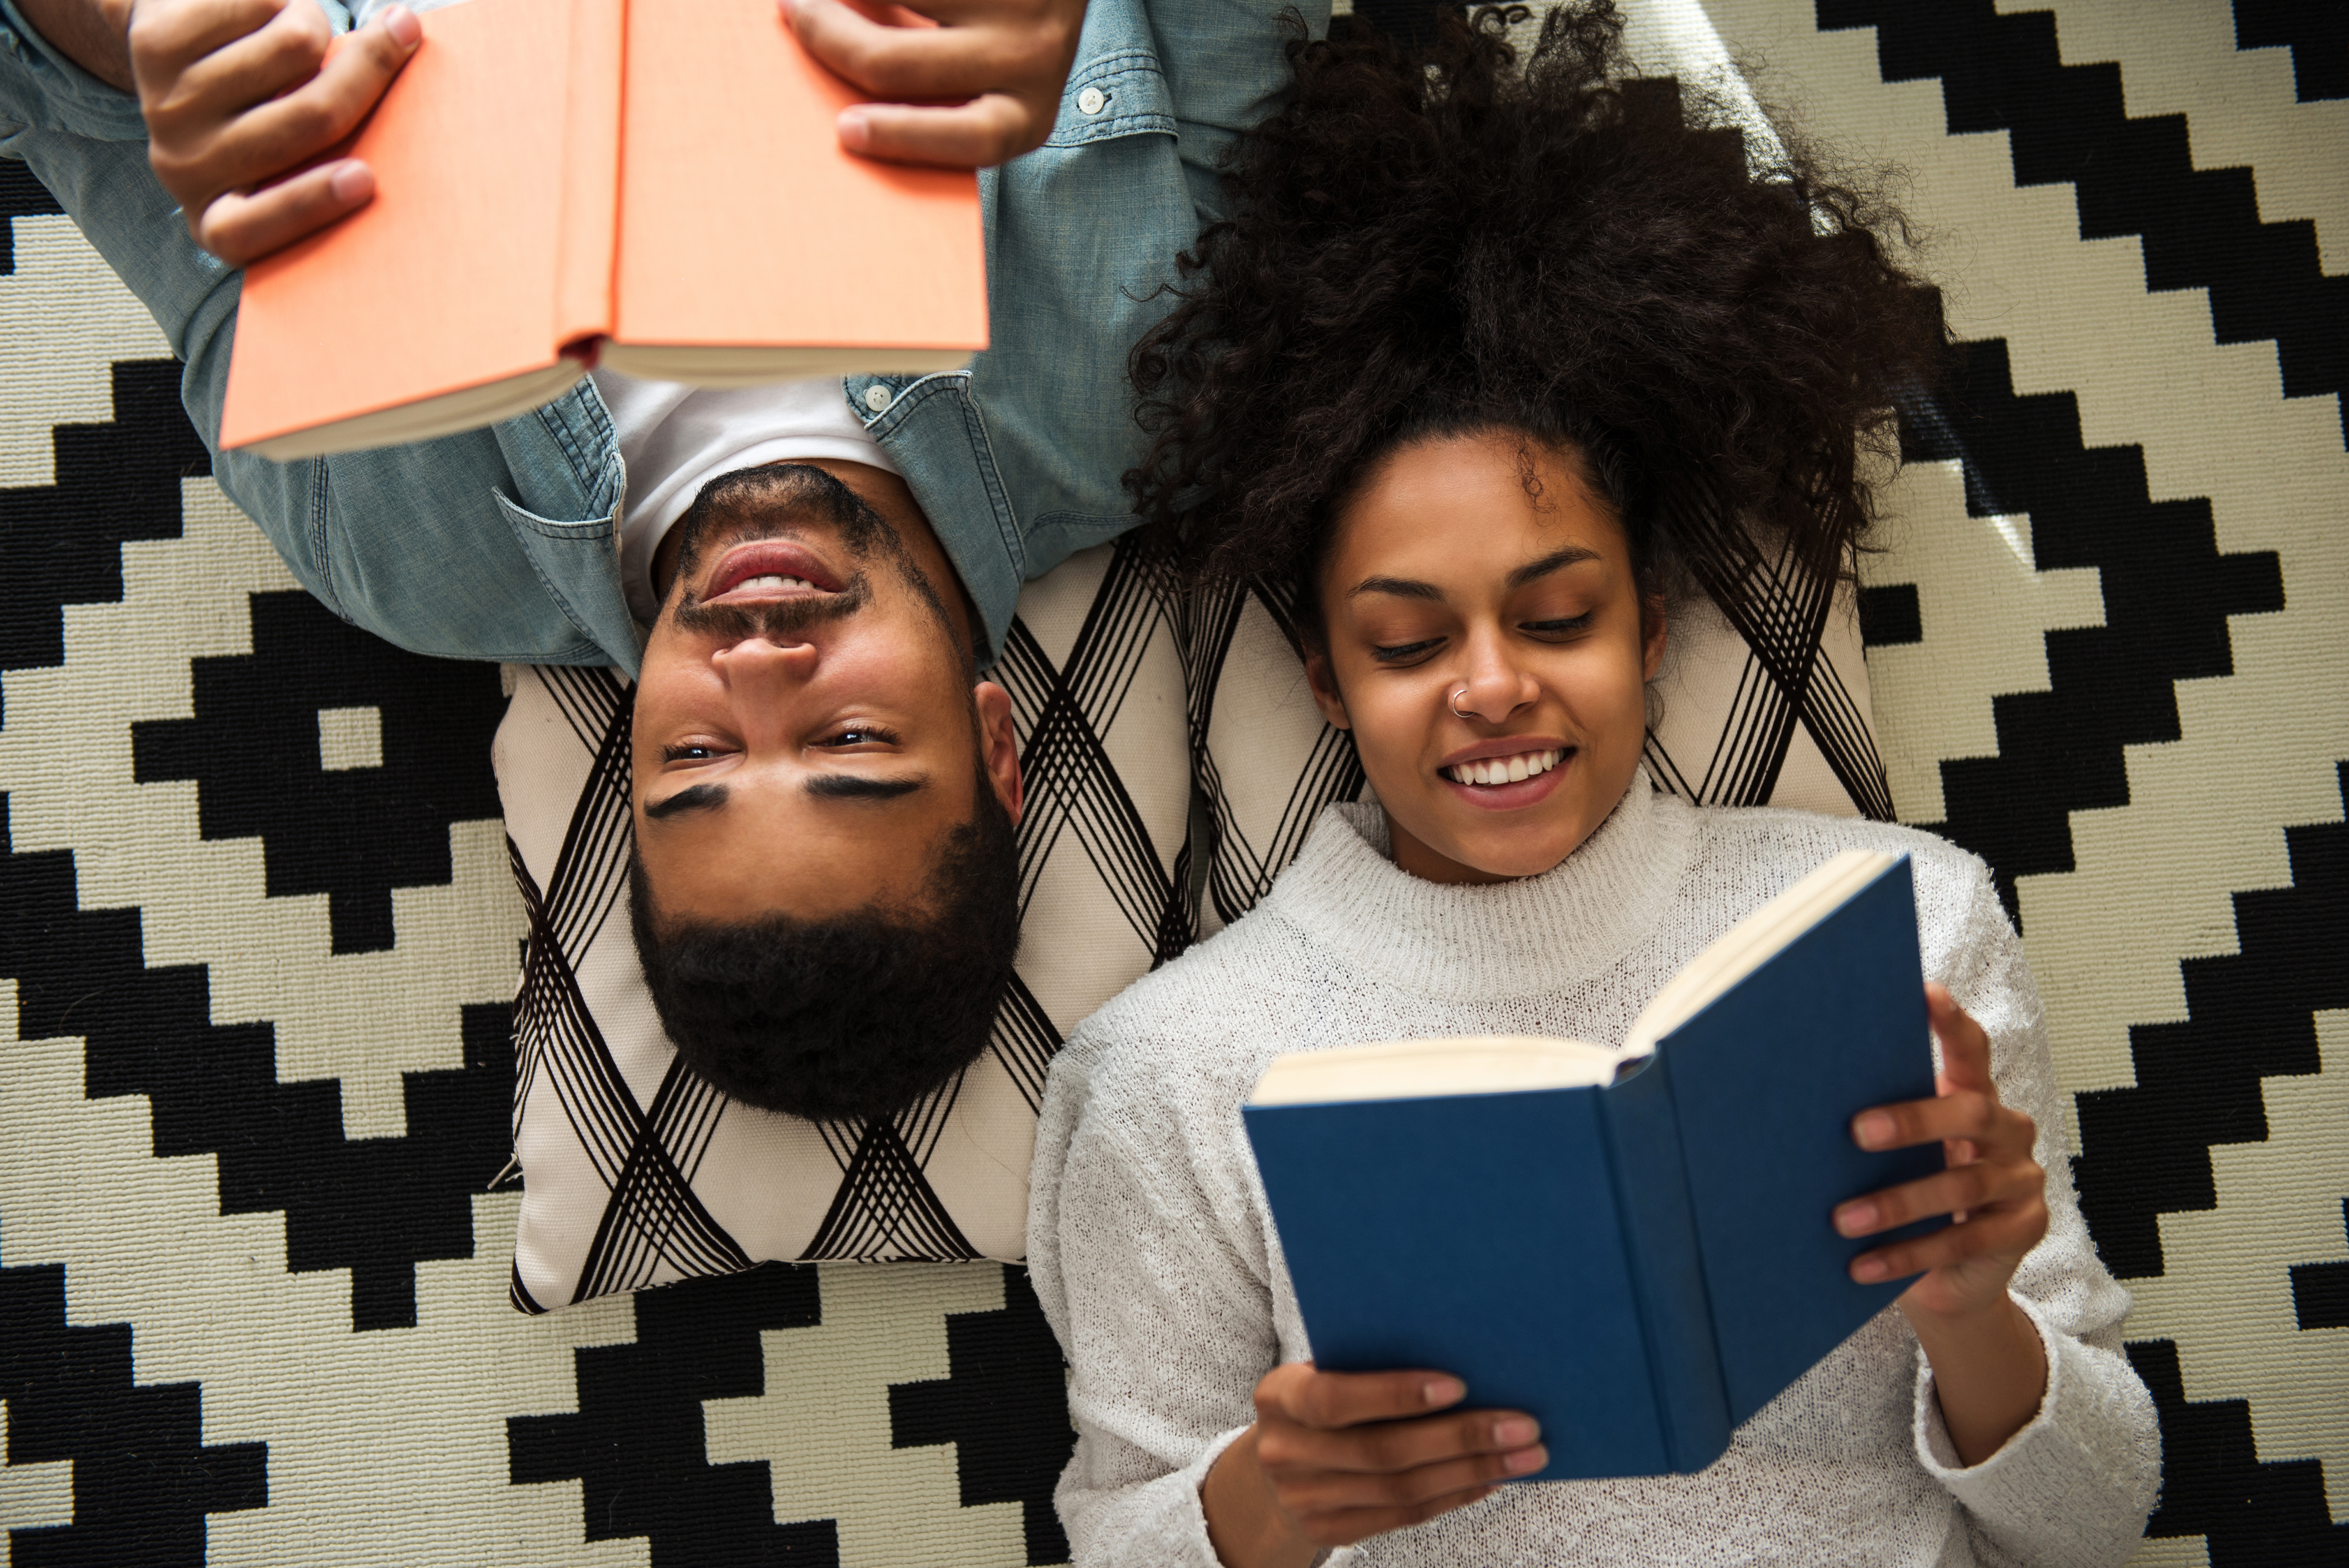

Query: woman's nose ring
[1450,686,1473,721]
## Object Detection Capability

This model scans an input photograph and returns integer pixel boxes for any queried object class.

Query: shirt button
[863,384,893,413]
[1076,85,1107,116]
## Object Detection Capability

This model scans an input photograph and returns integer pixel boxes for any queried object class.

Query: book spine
[553,0,626,353]
[1598,1057,1735,1473]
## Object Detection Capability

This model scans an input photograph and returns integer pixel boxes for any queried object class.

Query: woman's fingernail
[1503,1445,1547,1475]
[1853,1254,1890,1282]
[328,161,374,203]
[1492,1416,1537,1447]
[837,108,871,151]
[1422,1376,1465,1408]
[1853,1112,1895,1149]
[1835,1201,1877,1236]
[381,4,420,47]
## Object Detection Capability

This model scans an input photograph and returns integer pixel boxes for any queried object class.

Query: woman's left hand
[1833,983,2050,1319]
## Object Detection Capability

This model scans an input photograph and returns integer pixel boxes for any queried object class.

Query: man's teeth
[737,574,816,591]
[1443,748,1567,786]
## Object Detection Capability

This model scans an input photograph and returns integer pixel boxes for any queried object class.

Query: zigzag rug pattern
[5,4,2345,1565]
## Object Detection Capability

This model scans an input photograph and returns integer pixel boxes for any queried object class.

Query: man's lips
[702,540,844,603]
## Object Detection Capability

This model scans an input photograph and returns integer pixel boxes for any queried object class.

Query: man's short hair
[628,763,1021,1122]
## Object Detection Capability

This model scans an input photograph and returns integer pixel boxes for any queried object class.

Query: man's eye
[820,726,900,747]
[661,743,721,763]
[1370,638,1443,664]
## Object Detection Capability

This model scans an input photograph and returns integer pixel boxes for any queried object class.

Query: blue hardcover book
[1241,851,1940,1481]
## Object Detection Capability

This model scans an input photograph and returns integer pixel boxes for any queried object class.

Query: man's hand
[129,0,420,265]
[782,0,1084,167]
[1201,1365,1543,1568]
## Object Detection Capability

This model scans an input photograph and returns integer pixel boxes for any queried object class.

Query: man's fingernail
[837,108,871,151]
[1854,1112,1895,1149]
[1503,1445,1546,1475]
[328,161,374,203]
[1493,1417,1537,1447]
[1835,1201,1877,1236]
[1853,1254,1890,1282]
[382,4,420,47]
[1422,1377,1464,1408]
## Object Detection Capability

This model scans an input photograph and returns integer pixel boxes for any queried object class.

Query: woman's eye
[1524,613,1594,637]
[820,726,899,748]
[661,743,721,763]
[1370,638,1443,664]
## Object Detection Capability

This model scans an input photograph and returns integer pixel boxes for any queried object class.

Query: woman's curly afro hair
[1127,0,1947,643]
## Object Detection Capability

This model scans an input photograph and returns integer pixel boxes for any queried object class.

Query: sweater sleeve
[1909,858,2163,1566]
[1027,1025,1288,1568]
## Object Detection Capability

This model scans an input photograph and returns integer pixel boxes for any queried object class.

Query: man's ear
[1641,593,1668,683]
[974,679,1024,826]
[1303,646,1351,731]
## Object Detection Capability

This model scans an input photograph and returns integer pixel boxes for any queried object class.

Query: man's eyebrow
[806,775,927,801]
[1505,545,1602,590]
[1348,575,1445,602]
[644,783,727,822]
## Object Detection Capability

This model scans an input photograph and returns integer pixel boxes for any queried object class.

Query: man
[0,0,1325,1118]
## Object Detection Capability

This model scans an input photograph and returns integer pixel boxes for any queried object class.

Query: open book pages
[1621,847,1898,1056]
[1247,1036,1630,1107]
[1245,847,1899,1108]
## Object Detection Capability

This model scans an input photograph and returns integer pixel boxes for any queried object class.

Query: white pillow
[498,542,1885,1311]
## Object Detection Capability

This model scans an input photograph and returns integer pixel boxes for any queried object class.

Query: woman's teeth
[1443,748,1566,786]
[736,574,816,591]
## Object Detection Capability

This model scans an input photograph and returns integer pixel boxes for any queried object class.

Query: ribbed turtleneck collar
[1260,771,1697,1002]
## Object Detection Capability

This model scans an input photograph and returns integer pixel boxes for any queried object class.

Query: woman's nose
[1451,644,1540,723]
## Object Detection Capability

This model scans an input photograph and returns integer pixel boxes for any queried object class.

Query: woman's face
[1306,431,1665,885]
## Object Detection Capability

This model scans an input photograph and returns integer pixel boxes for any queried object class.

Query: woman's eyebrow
[1506,545,1602,589]
[1349,575,1445,602]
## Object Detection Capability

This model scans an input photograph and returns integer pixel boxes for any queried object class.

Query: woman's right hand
[1201,1363,1546,1568]
[128,0,421,264]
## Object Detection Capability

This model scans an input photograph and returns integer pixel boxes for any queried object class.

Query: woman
[1026,5,2162,1566]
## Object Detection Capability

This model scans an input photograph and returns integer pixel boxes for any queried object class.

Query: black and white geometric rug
[3,1,2343,1565]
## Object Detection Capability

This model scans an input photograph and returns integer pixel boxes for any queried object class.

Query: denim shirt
[0,0,1324,674]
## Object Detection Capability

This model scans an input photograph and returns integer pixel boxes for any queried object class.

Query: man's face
[631,460,1022,928]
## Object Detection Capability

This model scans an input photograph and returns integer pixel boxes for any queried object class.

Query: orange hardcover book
[219,0,988,461]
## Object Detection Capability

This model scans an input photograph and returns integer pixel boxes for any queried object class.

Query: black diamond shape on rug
[889,1267,1076,1566]
[509,1264,835,1567]
[1,1260,267,1567]
[132,590,507,952]
[0,358,207,688]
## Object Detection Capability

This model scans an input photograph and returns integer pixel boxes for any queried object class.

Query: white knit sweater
[1028,777,2162,1568]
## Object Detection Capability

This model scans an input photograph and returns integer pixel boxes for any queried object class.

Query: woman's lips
[1438,746,1575,811]
[702,539,842,603]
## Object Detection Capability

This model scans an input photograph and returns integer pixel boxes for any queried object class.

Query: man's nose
[710,634,819,689]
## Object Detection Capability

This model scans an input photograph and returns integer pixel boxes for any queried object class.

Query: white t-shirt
[590,367,899,624]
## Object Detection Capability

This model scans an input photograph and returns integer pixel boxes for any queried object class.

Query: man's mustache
[673,573,873,642]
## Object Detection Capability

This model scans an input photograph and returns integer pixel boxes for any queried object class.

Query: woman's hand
[1834,982,2051,1462]
[1201,1364,1543,1568]
[781,0,1084,167]
[128,0,421,265]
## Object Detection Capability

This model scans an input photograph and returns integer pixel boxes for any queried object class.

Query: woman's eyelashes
[1522,611,1595,637]
[661,741,727,765]
[1366,612,1594,663]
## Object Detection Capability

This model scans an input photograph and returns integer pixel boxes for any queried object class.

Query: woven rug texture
[2,0,2344,1563]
